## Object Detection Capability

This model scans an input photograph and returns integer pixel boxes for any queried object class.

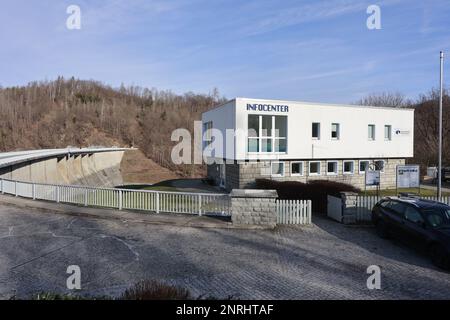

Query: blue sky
[1,0,449,103]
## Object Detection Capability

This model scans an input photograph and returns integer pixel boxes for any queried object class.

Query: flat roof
[204,97,414,114]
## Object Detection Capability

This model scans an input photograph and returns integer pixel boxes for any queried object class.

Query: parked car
[372,197,450,269]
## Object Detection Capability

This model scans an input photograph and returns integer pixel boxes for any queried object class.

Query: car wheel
[430,244,450,270]
[376,220,390,239]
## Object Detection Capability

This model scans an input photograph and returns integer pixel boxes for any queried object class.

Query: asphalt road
[1,201,450,299]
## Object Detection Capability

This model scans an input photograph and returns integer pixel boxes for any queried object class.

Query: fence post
[198,194,202,216]
[32,183,36,200]
[308,200,312,224]
[84,189,88,206]
[15,181,18,197]
[56,185,60,203]
[0,178,3,194]
[156,192,160,213]
[118,190,123,210]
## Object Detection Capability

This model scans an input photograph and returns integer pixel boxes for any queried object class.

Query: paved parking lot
[1,200,450,299]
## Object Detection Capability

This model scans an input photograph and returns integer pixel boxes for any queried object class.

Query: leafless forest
[0,77,225,177]
[0,78,448,178]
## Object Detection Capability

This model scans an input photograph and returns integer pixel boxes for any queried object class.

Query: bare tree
[355,92,408,107]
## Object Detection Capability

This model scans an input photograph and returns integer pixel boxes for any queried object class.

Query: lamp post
[438,51,444,199]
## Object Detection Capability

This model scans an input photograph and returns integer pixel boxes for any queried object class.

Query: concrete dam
[0,148,130,187]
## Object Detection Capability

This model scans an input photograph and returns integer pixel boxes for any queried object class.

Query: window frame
[331,123,340,140]
[368,124,376,141]
[290,161,304,176]
[359,160,370,175]
[384,125,392,141]
[247,114,287,154]
[343,160,355,175]
[309,161,321,176]
[312,122,321,140]
[270,161,285,177]
[374,160,385,173]
[326,160,338,175]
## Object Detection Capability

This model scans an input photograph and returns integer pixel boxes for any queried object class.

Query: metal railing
[0,178,230,216]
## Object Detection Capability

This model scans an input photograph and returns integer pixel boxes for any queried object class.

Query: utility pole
[438,51,444,199]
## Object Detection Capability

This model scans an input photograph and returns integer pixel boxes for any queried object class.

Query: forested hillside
[0,77,225,177]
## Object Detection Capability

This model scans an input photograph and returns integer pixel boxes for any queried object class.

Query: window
[388,201,407,217]
[203,121,213,145]
[309,161,321,175]
[359,160,370,174]
[384,125,392,141]
[291,162,304,176]
[374,160,385,172]
[343,161,354,174]
[368,124,376,140]
[312,123,320,139]
[247,115,259,152]
[327,161,338,175]
[404,207,424,224]
[247,115,287,153]
[331,123,340,140]
[271,162,285,177]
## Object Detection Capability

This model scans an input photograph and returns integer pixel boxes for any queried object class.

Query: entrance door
[219,164,226,188]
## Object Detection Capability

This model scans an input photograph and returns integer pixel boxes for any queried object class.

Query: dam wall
[0,148,128,187]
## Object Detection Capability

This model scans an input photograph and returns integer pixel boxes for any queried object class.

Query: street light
[438,51,444,199]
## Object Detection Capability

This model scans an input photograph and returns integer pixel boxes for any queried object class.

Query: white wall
[203,98,414,161]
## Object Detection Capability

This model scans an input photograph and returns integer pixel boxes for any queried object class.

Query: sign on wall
[396,165,420,188]
[366,170,381,186]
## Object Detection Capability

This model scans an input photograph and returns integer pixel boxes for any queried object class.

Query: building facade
[202,98,414,191]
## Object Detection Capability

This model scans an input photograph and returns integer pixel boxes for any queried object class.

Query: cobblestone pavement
[1,202,450,299]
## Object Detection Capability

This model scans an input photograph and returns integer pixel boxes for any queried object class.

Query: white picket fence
[0,178,230,216]
[355,195,450,222]
[276,199,312,225]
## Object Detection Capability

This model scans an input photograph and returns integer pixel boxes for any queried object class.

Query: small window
[312,123,320,139]
[331,123,340,140]
[291,162,304,176]
[359,160,370,174]
[271,162,285,177]
[375,160,385,172]
[368,124,376,140]
[327,161,338,175]
[343,161,354,174]
[309,161,321,175]
[384,125,392,141]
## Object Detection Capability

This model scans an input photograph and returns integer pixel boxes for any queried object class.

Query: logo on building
[246,104,289,112]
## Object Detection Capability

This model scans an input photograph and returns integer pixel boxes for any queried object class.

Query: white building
[202,97,414,191]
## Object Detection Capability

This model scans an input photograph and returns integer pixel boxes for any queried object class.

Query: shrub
[255,179,360,214]
[120,280,191,300]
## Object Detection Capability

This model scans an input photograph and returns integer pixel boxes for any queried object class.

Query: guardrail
[0,178,230,216]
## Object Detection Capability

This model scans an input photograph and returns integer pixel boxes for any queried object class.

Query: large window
[331,123,340,140]
[368,124,376,140]
[247,115,287,153]
[384,125,392,141]
[312,123,320,139]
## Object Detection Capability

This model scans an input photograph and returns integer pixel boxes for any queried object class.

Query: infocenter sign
[396,165,420,188]
[246,103,289,112]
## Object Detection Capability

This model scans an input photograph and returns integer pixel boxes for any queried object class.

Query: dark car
[372,197,450,269]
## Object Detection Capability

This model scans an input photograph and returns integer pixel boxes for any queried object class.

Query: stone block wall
[230,189,278,229]
[207,158,406,191]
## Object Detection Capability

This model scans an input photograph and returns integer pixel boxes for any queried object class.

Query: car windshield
[422,207,450,228]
